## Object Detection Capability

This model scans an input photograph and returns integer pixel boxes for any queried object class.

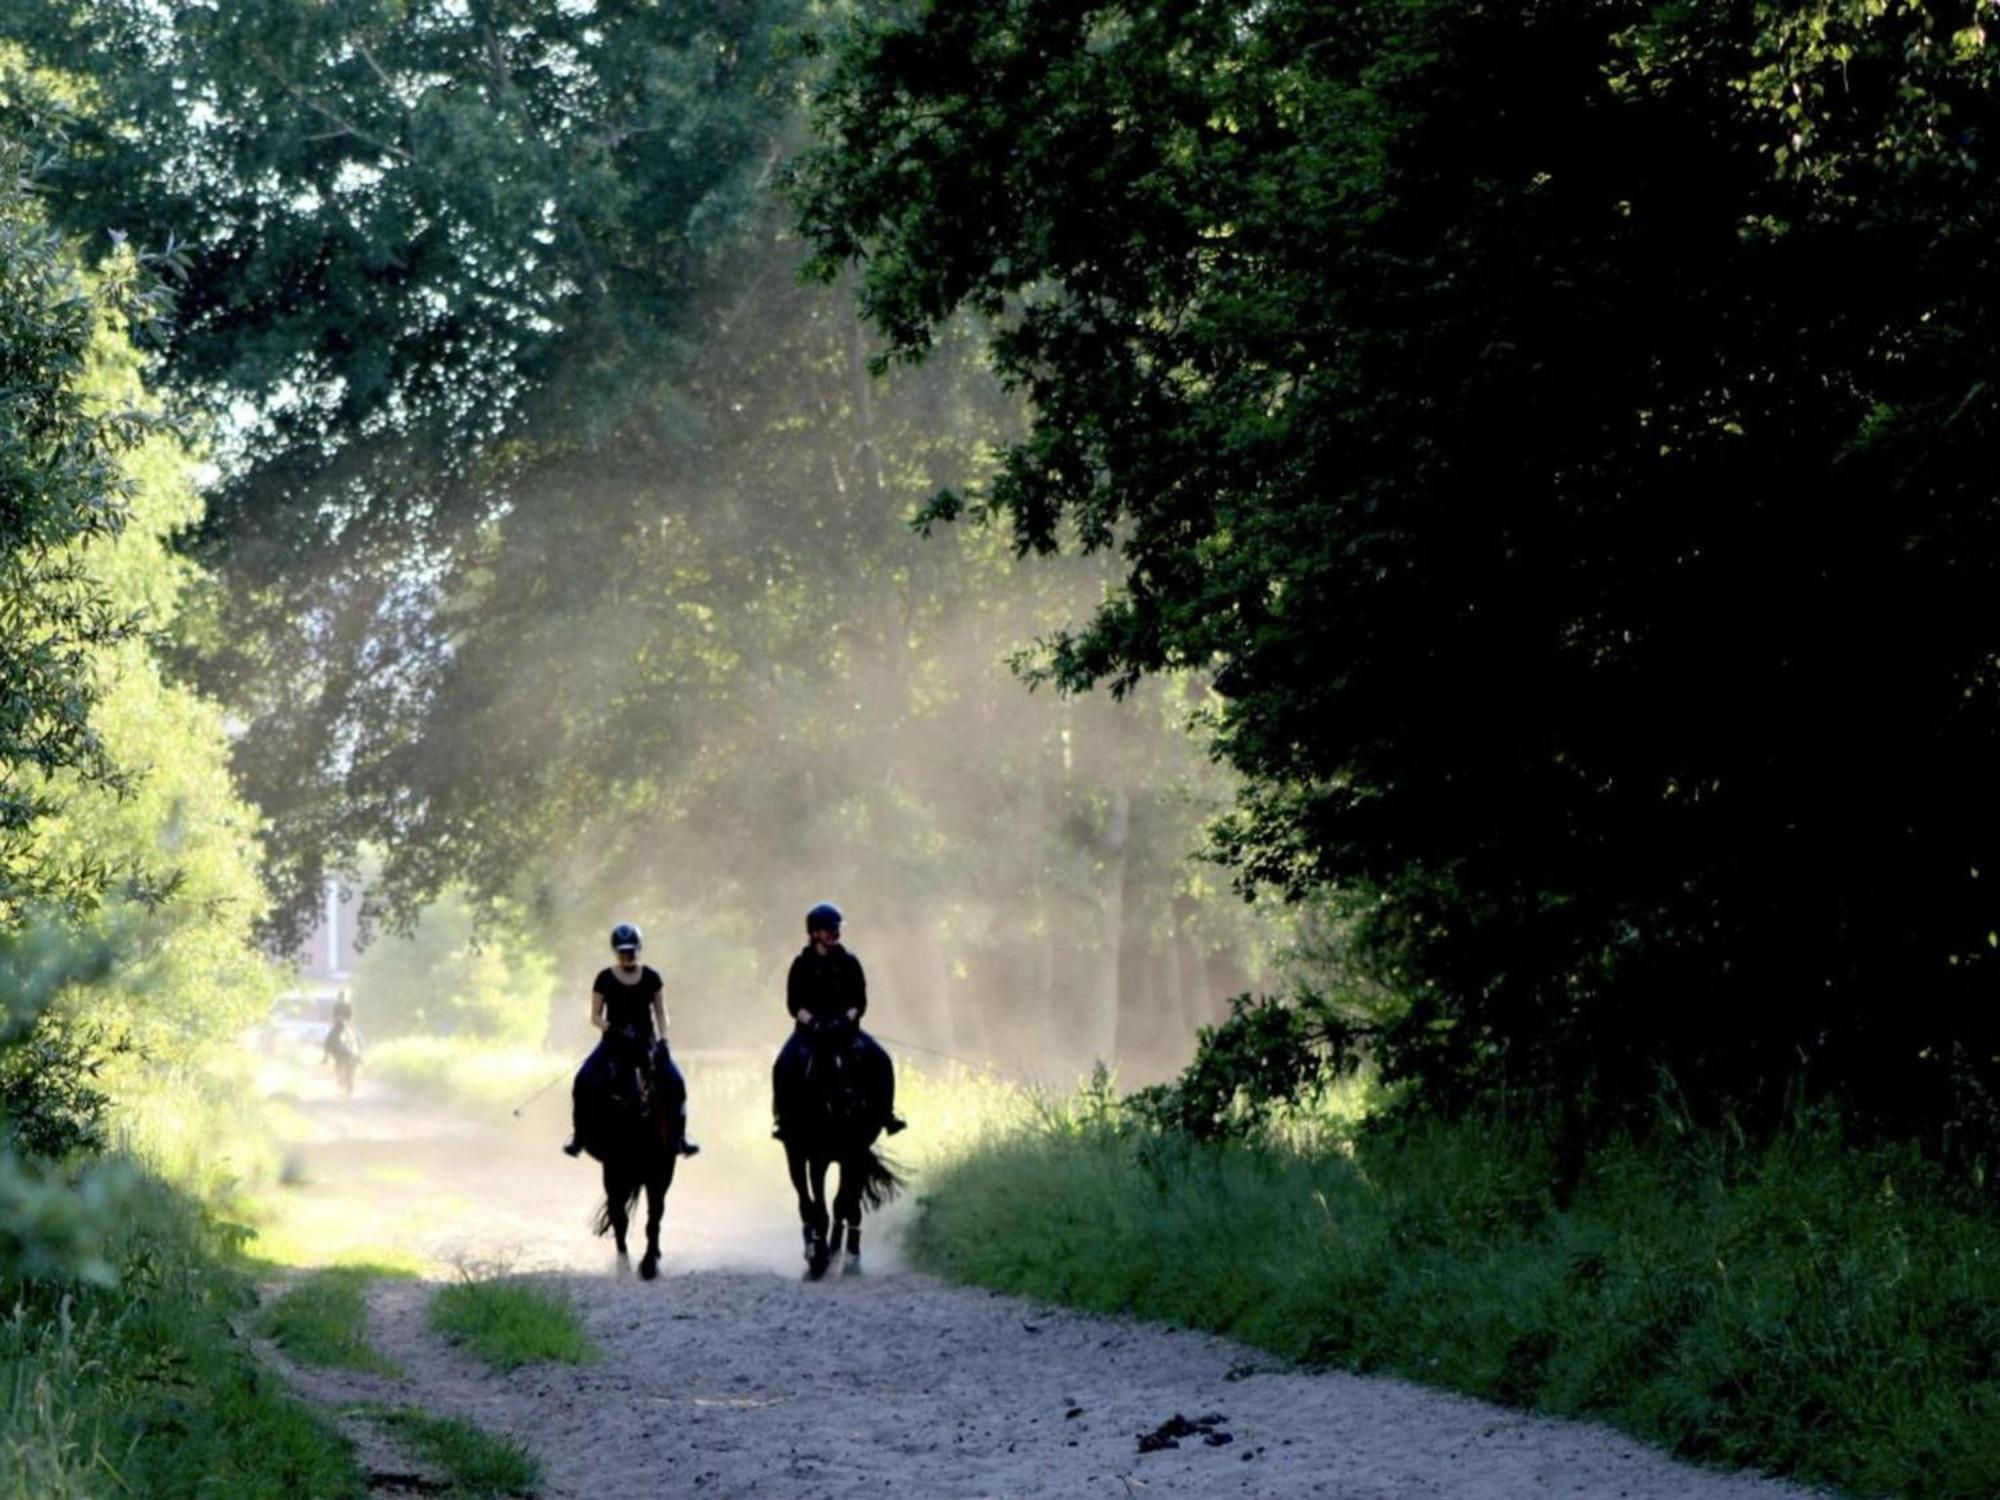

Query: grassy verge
[911,1102,2000,1500]
[1,1168,366,1499]
[428,1274,598,1372]
[257,1265,409,1376]
[347,1404,541,1498]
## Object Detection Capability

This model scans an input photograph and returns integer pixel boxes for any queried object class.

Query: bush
[0,1170,364,1498]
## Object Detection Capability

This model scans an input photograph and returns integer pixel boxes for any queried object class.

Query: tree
[2,0,806,940]
[4,3,1286,1068]
[0,138,169,919]
[20,286,276,1069]
[792,0,2000,1131]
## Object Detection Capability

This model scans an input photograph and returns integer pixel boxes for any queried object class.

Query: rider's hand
[797,1008,814,1025]
[845,1008,860,1021]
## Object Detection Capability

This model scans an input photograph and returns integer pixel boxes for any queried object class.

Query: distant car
[257,991,342,1058]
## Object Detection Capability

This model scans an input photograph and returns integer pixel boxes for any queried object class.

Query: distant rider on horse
[323,990,362,1093]
[772,902,905,1140]
[563,922,700,1160]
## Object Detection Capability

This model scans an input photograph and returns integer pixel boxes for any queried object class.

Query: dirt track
[259,1074,1830,1499]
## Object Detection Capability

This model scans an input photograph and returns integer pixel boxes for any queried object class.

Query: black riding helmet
[805,902,843,935]
[610,921,643,952]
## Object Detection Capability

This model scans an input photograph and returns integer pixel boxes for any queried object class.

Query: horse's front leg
[832,1159,867,1273]
[603,1161,632,1266]
[639,1157,673,1282]
[795,1154,832,1280]
[786,1143,825,1237]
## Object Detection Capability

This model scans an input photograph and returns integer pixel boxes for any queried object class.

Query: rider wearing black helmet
[771,902,906,1138]
[562,921,700,1159]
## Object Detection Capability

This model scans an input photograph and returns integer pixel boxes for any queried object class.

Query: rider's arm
[651,990,667,1039]
[847,952,867,1021]
[788,954,812,1024]
[590,990,607,1032]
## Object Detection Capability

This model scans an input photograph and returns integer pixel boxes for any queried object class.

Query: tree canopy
[2,2,1277,1070]
[792,0,2000,1129]
[0,141,173,920]
[3,0,805,938]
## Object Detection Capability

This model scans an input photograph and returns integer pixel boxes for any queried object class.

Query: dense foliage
[0,144,165,921]
[0,130,273,1282]
[1,0,804,940]
[2,3,1276,1066]
[793,0,2000,1132]
[915,1093,2000,1499]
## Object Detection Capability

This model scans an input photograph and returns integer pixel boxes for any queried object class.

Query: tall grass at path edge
[909,1098,2000,1500]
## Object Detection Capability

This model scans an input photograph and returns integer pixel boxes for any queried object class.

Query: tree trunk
[1082,785,1129,1064]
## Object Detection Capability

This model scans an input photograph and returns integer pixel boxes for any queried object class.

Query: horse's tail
[591,1179,644,1239]
[857,1147,906,1211]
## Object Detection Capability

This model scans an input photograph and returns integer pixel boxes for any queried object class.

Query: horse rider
[322,990,361,1065]
[563,921,700,1159]
[771,901,906,1139]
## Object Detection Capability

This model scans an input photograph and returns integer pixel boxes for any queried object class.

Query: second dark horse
[776,1015,903,1279]
[577,1031,684,1280]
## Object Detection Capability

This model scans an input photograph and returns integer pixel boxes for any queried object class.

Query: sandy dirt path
[259,1072,1831,1500]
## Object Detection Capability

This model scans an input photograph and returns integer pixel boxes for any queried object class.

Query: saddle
[596,1027,662,1113]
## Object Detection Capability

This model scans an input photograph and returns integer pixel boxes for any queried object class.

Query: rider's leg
[562,1059,591,1156]
[653,1047,700,1157]
[856,1030,906,1134]
[772,1031,808,1139]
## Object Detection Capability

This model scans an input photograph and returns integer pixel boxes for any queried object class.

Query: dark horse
[776,1015,904,1279]
[576,1031,683,1280]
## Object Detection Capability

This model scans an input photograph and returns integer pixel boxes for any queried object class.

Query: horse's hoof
[639,1252,660,1282]
[803,1229,831,1280]
[842,1254,862,1277]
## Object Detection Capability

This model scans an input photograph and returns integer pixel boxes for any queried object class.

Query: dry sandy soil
[256,1071,1832,1500]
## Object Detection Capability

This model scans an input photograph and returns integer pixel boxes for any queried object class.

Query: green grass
[428,1274,598,1372]
[256,1265,409,1376]
[366,1037,571,1115]
[1,1169,366,1499]
[911,1102,2000,1500]
[348,1404,541,1498]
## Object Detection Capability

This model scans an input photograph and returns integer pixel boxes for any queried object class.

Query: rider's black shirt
[786,945,867,1021]
[596,965,662,1042]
